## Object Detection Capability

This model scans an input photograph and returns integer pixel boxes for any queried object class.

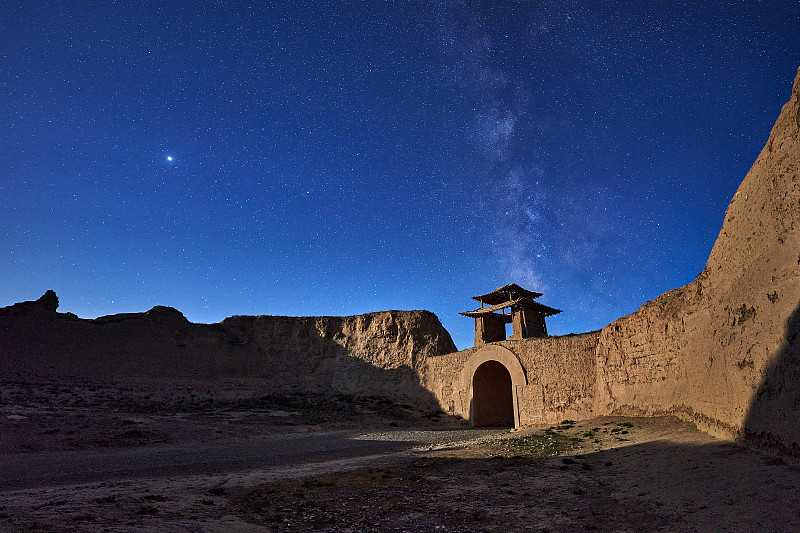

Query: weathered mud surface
[593,66,800,448]
[0,294,455,408]
[4,397,800,533]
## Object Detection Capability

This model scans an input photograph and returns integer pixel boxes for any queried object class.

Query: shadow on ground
[230,438,800,533]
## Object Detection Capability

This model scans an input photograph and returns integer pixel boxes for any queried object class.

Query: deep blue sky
[2,1,799,349]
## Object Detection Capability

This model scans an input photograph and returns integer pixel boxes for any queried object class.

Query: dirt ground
[3,381,800,532]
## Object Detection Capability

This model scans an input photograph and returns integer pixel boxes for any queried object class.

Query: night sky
[3,1,799,350]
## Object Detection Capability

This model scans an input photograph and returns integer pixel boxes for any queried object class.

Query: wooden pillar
[510,308,524,340]
[474,317,485,347]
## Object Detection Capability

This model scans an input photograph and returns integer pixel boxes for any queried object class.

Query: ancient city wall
[0,298,454,408]
[430,67,799,451]
[512,333,600,424]
[591,67,800,446]
[425,332,600,426]
[221,311,455,406]
[592,283,701,423]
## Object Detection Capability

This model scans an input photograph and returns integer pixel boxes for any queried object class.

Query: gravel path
[0,427,510,491]
[354,428,509,444]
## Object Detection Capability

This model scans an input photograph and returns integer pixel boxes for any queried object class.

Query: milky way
[2,1,798,348]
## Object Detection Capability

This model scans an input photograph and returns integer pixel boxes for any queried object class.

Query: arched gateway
[473,361,514,426]
[461,345,527,428]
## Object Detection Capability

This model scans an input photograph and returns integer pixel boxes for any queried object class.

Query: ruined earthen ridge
[0,301,455,409]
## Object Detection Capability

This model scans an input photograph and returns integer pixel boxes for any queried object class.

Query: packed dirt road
[4,383,800,532]
[0,427,506,491]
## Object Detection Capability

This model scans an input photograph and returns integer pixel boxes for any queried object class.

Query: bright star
[166,155,174,162]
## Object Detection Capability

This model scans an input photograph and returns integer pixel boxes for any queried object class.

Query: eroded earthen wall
[592,66,800,446]
[221,311,456,406]
[513,333,600,424]
[0,302,455,409]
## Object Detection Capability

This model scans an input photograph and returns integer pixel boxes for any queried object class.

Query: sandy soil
[2,382,800,532]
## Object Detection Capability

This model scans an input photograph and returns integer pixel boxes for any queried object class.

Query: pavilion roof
[472,283,543,305]
[460,297,562,318]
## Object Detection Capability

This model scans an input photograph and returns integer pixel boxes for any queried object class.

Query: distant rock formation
[3,289,59,315]
[0,295,455,408]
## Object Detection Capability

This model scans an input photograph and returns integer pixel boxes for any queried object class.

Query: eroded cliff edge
[0,292,455,408]
[594,66,800,449]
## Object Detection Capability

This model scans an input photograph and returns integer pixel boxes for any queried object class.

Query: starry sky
[2,1,799,350]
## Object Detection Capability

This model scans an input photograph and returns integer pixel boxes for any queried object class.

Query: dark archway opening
[472,360,514,427]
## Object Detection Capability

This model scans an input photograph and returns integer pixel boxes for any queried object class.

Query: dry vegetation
[229,420,669,533]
